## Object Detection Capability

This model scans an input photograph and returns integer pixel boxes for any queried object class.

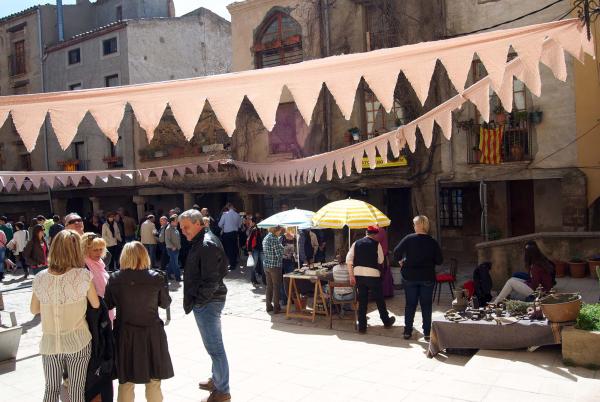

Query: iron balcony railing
[467,120,533,164]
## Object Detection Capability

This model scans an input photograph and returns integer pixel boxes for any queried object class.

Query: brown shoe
[266,304,273,312]
[202,391,231,402]
[273,307,282,314]
[199,378,215,391]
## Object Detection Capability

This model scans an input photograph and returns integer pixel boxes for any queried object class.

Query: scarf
[85,256,114,321]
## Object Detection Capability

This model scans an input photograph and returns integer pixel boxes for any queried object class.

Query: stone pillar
[133,196,146,222]
[239,193,254,214]
[89,197,100,215]
[52,198,67,217]
[183,192,195,211]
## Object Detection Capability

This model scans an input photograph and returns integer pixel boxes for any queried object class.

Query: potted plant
[349,127,360,142]
[510,143,524,161]
[515,110,528,124]
[562,303,600,367]
[493,105,506,124]
[588,254,600,279]
[529,109,543,125]
[553,260,569,278]
[569,255,588,278]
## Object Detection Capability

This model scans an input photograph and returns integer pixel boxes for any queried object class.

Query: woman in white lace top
[31,230,100,402]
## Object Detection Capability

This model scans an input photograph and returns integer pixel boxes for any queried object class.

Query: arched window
[254,12,302,69]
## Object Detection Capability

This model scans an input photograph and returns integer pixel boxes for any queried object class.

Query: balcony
[103,155,123,169]
[467,120,533,164]
[57,159,88,171]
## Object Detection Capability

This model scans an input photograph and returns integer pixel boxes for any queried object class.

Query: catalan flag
[479,125,504,164]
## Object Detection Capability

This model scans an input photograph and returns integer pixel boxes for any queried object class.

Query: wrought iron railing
[467,121,533,164]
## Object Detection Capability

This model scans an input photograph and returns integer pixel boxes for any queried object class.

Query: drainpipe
[38,8,53,213]
[322,0,332,151]
[480,180,488,241]
[56,0,64,42]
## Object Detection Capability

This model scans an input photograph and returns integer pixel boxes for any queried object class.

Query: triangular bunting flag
[418,117,435,148]
[540,39,567,82]
[69,173,84,186]
[89,101,127,144]
[465,81,491,122]
[551,23,584,62]
[375,138,389,164]
[363,66,401,112]
[11,106,48,152]
[139,170,151,182]
[435,108,454,141]
[388,131,401,158]
[401,58,437,106]
[365,144,378,169]
[0,109,10,129]
[403,124,417,152]
[12,175,25,190]
[83,173,97,185]
[476,43,509,91]
[164,168,175,179]
[169,95,206,140]
[439,47,475,92]
[29,174,42,189]
[206,92,245,136]
[48,105,88,150]
[246,82,284,132]
[325,71,363,120]
[129,98,168,142]
[24,181,32,191]
[286,81,324,126]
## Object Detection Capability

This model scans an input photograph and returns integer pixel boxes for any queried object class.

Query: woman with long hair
[23,224,49,276]
[493,240,555,304]
[102,212,122,271]
[104,241,173,402]
[30,230,100,402]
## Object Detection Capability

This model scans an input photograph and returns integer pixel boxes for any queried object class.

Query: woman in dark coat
[104,241,173,402]
[22,224,48,276]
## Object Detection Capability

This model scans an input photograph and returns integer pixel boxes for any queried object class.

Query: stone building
[441,0,598,261]
[0,1,231,221]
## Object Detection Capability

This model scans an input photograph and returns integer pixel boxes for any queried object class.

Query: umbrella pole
[348,227,351,251]
[296,226,301,270]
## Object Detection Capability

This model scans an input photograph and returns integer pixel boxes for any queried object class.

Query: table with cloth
[427,316,564,358]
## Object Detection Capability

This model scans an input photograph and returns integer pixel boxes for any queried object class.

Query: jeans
[250,250,263,283]
[144,244,157,268]
[280,259,296,303]
[0,247,4,274]
[404,280,435,336]
[159,243,169,270]
[167,248,181,281]
[123,236,135,243]
[356,276,390,331]
[221,232,239,269]
[265,267,282,310]
[193,302,229,394]
[493,277,533,304]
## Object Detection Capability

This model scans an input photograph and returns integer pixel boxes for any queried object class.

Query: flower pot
[510,144,524,161]
[352,132,360,141]
[529,111,543,124]
[540,293,582,323]
[588,260,600,279]
[553,260,568,278]
[569,262,587,278]
[495,113,506,124]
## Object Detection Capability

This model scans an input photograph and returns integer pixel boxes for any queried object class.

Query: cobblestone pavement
[1,263,599,401]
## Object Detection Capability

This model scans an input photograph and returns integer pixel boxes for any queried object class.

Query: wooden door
[509,180,535,236]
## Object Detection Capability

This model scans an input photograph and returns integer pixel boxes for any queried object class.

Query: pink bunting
[401,58,438,106]
[49,105,88,150]
[169,95,206,140]
[540,39,567,82]
[129,98,168,142]
[11,106,47,152]
[465,81,491,122]
[439,47,475,92]
[418,117,435,148]
[89,101,127,144]
[286,81,324,126]
[363,66,401,112]
[325,71,364,120]
[403,124,417,152]
[476,42,509,91]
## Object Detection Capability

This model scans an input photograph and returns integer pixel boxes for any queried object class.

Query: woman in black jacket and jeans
[393,215,443,341]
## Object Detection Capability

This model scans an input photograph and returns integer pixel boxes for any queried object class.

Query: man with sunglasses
[64,213,85,235]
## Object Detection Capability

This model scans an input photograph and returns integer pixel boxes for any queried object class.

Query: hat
[366,225,380,234]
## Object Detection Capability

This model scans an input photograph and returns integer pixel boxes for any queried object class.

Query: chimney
[57,0,65,42]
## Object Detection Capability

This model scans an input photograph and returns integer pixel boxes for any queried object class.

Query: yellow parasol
[312,198,391,249]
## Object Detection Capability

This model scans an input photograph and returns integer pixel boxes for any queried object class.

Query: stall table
[427,316,564,358]
[284,271,330,322]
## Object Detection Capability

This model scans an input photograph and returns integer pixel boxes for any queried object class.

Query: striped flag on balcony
[479,125,504,164]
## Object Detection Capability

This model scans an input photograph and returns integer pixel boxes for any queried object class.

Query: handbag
[246,253,255,268]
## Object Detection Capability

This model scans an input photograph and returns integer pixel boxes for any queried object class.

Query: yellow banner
[361,156,407,169]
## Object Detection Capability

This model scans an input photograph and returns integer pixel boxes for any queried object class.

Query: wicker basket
[540,294,582,323]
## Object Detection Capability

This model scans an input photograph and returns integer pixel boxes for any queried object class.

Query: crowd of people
[0,202,559,402]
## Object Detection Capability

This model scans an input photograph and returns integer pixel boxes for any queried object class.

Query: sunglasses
[67,218,83,225]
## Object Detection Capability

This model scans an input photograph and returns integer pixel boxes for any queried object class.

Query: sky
[0,0,237,20]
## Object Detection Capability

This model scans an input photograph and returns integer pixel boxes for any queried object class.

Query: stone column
[183,192,195,211]
[89,197,100,215]
[52,198,67,217]
[133,196,146,222]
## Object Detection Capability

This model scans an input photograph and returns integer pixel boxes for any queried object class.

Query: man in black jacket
[179,209,231,402]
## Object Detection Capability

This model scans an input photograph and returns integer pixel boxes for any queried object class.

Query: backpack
[473,262,493,305]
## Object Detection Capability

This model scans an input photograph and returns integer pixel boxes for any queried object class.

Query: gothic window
[254,12,302,69]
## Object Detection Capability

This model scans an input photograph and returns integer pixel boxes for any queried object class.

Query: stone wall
[476,232,600,289]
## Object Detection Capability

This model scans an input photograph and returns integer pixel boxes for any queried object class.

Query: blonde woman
[30,230,100,402]
[104,241,173,402]
[393,215,443,341]
[81,233,114,321]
